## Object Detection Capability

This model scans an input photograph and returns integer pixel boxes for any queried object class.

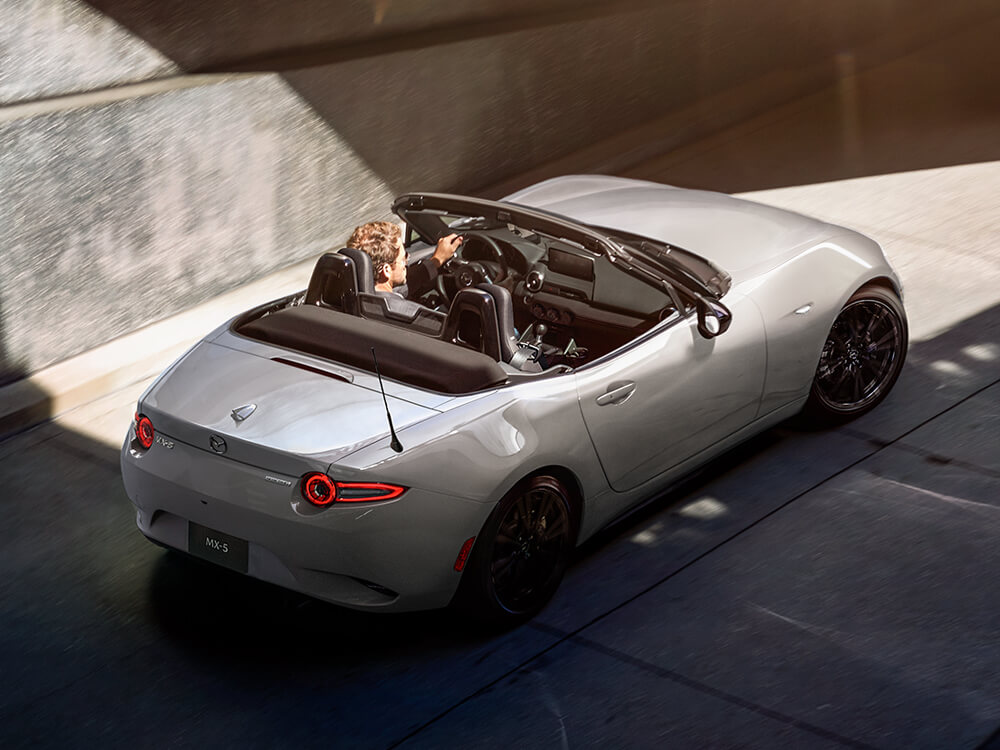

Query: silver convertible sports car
[121,175,907,622]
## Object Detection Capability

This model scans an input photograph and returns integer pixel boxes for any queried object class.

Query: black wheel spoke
[862,307,887,339]
[827,367,851,396]
[851,371,865,402]
[492,554,516,580]
[515,495,529,526]
[859,357,885,383]
[540,514,568,542]
[871,328,898,351]
[535,491,556,523]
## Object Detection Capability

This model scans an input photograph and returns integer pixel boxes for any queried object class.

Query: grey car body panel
[122,175,904,612]
[504,175,839,283]
[143,341,440,459]
[316,370,610,509]
[575,290,766,493]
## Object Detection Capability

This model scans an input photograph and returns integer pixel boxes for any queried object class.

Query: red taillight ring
[299,474,407,506]
[302,473,337,506]
[135,414,154,449]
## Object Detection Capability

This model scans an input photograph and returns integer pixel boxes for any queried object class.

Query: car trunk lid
[140,341,440,474]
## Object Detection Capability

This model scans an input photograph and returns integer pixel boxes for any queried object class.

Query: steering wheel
[436,231,509,302]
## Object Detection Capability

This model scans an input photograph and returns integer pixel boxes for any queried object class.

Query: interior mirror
[696,295,732,339]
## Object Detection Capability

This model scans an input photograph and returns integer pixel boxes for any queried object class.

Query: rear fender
[334,377,609,511]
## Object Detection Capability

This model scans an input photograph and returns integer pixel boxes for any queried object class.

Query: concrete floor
[2,19,999,750]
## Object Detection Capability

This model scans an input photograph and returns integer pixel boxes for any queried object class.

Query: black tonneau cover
[237,306,508,394]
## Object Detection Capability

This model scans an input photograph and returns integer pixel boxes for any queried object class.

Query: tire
[457,475,577,624]
[802,284,908,423]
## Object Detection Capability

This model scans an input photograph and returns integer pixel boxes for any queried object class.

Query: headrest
[339,247,375,294]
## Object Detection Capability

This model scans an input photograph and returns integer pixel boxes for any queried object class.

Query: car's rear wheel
[803,285,907,423]
[457,475,576,624]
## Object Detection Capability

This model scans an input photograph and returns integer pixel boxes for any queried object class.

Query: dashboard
[430,229,676,361]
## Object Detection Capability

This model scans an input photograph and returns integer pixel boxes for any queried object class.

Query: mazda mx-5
[121,175,907,622]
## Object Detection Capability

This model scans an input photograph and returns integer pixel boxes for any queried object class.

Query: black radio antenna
[370,347,403,453]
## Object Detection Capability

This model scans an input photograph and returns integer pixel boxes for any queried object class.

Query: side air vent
[526,268,545,293]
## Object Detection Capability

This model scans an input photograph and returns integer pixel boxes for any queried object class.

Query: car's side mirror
[696,295,732,339]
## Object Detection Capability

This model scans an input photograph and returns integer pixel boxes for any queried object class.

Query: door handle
[596,382,636,406]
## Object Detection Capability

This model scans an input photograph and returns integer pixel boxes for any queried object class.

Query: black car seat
[304,251,361,313]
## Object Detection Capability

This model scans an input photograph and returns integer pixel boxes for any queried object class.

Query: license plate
[188,522,249,574]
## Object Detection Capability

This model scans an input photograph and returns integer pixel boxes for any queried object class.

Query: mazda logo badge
[231,403,257,422]
[209,435,227,454]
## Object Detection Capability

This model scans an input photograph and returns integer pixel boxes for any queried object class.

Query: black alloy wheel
[458,475,576,623]
[805,285,907,422]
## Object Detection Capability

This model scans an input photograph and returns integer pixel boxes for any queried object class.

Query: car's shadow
[148,550,500,661]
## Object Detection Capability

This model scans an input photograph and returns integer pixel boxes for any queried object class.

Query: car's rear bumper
[120,428,492,612]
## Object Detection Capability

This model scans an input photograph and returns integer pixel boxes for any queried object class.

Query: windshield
[394,193,730,299]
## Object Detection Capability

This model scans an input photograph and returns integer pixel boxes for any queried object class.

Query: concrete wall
[1,0,995,383]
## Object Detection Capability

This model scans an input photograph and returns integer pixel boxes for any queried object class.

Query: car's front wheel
[457,475,576,624]
[803,284,908,423]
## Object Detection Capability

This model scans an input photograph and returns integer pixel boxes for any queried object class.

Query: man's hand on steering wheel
[432,233,463,267]
[434,231,510,303]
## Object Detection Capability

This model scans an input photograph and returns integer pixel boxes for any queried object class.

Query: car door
[574,291,766,493]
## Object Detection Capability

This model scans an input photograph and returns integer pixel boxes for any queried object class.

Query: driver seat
[339,247,375,294]
[305,251,361,313]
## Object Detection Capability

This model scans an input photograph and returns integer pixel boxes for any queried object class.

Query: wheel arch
[857,274,903,300]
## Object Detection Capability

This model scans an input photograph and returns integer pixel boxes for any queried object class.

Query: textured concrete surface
[0,0,176,104]
[82,0,976,75]
[571,443,1000,749]
[7,11,998,434]
[0,74,394,381]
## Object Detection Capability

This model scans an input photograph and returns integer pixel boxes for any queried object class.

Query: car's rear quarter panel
[336,375,612,534]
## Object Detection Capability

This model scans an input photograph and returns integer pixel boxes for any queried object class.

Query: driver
[347,222,462,311]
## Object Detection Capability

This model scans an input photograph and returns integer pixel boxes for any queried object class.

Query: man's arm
[406,234,462,299]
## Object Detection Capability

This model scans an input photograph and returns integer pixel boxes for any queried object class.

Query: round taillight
[136,415,154,449]
[302,473,337,506]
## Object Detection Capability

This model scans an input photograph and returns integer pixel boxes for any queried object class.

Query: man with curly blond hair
[347,221,462,302]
